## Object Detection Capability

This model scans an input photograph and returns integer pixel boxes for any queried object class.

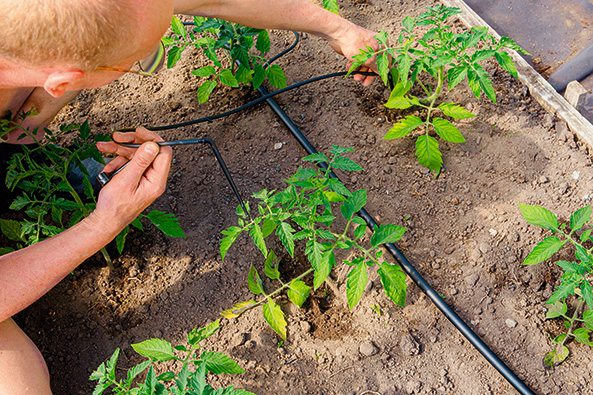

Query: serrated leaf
[332,156,363,171]
[10,195,29,210]
[157,371,176,381]
[584,310,593,330]
[474,64,496,103]
[287,280,311,308]
[221,301,258,319]
[545,301,567,319]
[377,54,390,85]
[171,16,186,38]
[347,261,368,310]
[447,66,468,90]
[354,224,366,239]
[340,189,367,220]
[201,351,244,374]
[573,328,593,346]
[248,265,264,295]
[132,339,176,362]
[125,361,152,385]
[313,250,335,290]
[438,103,475,120]
[0,219,23,242]
[322,0,339,14]
[383,116,423,139]
[264,250,280,280]
[432,118,466,143]
[415,134,442,173]
[146,210,185,237]
[188,319,220,346]
[543,346,569,370]
[370,224,406,247]
[192,66,217,78]
[266,65,286,88]
[219,69,239,88]
[220,226,242,261]
[402,16,415,31]
[252,64,266,89]
[262,299,287,339]
[519,203,559,231]
[582,281,593,310]
[115,226,129,254]
[494,51,517,78]
[249,221,267,257]
[167,46,183,68]
[198,80,217,103]
[570,206,591,231]
[384,95,416,109]
[256,30,271,53]
[523,237,565,265]
[378,263,407,306]
[175,363,189,391]
[580,229,592,242]
[328,178,352,197]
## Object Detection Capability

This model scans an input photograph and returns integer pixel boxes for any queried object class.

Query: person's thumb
[118,142,160,185]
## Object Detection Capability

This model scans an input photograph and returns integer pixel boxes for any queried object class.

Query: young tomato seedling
[220,146,407,339]
[348,5,528,175]
[91,319,256,394]
[166,16,286,103]
[0,111,185,269]
[519,203,593,370]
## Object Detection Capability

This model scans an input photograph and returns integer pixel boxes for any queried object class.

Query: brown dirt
[12,1,593,394]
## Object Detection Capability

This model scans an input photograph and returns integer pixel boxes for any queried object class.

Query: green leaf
[415,134,442,173]
[10,196,30,210]
[287,280,311,308]
[157,371,176,381]
[378,263,407,306]
[377,54,390,85]
[519,203,559,231]
[543,346,569,370]
[332,156,363,171]
[583,310,593,330]
[322,0,339,14]
[171,16,186,38]
[354,224,366,239]
[474,64,496,103]
[346,261,368,310]
[115,226,129,255]
[383,116,423,139]
[262,299,287,339]
[247,265,264,295]
[276,222,295,258]
[402,16,415,31]
[221,226,242,261]
[388,81,412,100]
[221,300,258,319]
[266,65,286,88]
[125,361,152,385]
[261,218,277,238]
[256,30,271,53]
[494,51,518,78]
[370,224,406,247]
[384,95,416,109]
[328,178,352,197]
[472,49,495,62]
[264,250,280,280]
[175,363,189,391]
[432,118,466,143]
[340,189,367,220]
[192,66,217,78]
[522,237,565,265]
[252,64,266,89]
[249,221,267,257]
[188,319,220,346]
[132,339,176,362]
[447,66,468,90]
[581,281,593,310]
[167,46,183,68]
[201,351,245,374]
[570,206,591,231]
[219,69,239,88]
[146,210,185,237]
[198,80,217,103]
[438,103,475,120]
[0,219,23,242]
[580,229,592,243]
[545,301,567,319]
[313,250,335,290]
[573,328,593,346]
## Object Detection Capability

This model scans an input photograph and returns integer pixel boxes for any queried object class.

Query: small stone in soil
[274,142,283,150]
[359,341,379,356]
[400,334,421,356]
[231,332,247,347]
[505,318,518,328]
[299,321,312,333]
[465,273,480,286]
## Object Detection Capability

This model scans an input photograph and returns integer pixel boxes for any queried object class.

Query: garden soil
[13,1,593,394]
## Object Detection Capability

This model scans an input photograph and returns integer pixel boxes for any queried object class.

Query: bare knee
[0,318,52,394]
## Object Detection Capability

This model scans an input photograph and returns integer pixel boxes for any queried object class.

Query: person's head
[0,0,174,96]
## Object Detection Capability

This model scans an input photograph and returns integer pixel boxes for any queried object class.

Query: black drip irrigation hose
[110,29,536,394]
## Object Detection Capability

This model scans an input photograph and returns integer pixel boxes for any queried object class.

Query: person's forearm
[0,213,121,322]
[174,0,355,42]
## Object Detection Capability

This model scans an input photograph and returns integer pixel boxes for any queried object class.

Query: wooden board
[440,0,593,151]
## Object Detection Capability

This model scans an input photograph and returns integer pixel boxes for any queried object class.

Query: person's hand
[92,127,172,230]
[326,22,381,87]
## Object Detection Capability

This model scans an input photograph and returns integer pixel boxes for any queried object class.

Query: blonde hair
[0,0,135,70]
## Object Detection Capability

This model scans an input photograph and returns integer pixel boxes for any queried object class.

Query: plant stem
[101,247,114,271]
[560,299,585,349]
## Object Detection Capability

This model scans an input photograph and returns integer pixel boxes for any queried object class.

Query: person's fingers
[135,127,164,143]
[101,156,128,173]
[113,142,160,188]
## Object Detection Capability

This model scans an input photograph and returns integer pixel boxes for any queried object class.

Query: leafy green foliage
[519,203,593,369]
[165,16,286,103]
[90,319,255,394]
[0,111,184,267]
[220,147,406,339]
[348,5,527,175]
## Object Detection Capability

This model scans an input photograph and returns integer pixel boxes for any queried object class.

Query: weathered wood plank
[440,0,593,151]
